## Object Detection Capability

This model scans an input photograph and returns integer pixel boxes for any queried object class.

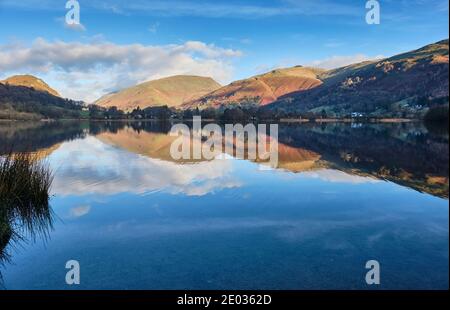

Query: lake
[0,120,448,289]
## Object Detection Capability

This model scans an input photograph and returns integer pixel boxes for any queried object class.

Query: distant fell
[1,75,61,97]
[183,66,324,109]
[269,39,449,117]
[95,75,221,111]
[0,76,82,120]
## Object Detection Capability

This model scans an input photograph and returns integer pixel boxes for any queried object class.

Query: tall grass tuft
[0,152,54,263]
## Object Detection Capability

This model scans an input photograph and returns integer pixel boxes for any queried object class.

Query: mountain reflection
[0,120,448,198]
[50,136,241,197]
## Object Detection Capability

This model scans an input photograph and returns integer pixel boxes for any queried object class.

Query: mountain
[0,76,83,120]
[268,39,449,117]
[1,75,61,97]
[183,66,324,109]
[95,75,221,111]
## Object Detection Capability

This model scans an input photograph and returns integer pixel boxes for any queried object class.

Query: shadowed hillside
[0,81,84,120]
[269,39,449,117]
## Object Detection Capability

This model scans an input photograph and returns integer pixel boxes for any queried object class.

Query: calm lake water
[0,120,448,290]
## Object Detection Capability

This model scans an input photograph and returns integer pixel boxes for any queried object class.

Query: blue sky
[0,0,448,102]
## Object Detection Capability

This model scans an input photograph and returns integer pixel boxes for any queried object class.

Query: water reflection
[0,152,53,280]
[50,136,241,196]
[276,122,449,198]
[0,120,448,289]
[1,120,446,198]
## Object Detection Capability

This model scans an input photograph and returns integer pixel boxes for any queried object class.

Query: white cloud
[70,205,91,218]
[49,136,242,197]
[308,54,385,69]
[0,38,242,102]
[301,169,380,184]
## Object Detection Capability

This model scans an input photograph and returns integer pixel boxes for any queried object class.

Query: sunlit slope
[270,39,449,114]
[184,66,324,109]
[1,75,61,97]
[95,75,221,111]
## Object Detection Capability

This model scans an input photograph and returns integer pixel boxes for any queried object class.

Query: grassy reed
[0,152,54,262]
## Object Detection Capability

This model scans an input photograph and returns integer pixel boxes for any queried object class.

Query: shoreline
[279,118,421,123]
[0,117,425,123]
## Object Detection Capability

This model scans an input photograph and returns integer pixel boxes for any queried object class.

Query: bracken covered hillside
[184,66,324,109]
[269,39,449,117]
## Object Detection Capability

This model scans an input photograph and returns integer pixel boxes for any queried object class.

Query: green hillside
[268,39,449,118]
[0,80,84,120]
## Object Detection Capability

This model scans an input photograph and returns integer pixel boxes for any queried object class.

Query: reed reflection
[0,152,53,274]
